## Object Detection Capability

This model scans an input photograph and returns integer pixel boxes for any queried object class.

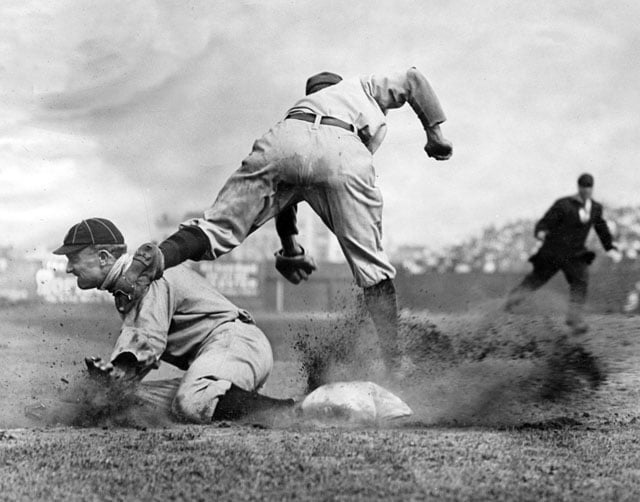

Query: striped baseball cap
[53,218,124,255]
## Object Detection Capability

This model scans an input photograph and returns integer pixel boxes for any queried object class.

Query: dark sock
[363,278,400,370]
[159,226,211,269]
[212,384,295,421]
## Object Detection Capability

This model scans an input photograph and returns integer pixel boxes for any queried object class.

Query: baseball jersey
[102,257,251,372]
[287,67,446,154]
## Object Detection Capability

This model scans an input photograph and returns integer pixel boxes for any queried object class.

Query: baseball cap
[53,218,124,255]
[577,173,594,187]
[305,71,343,95]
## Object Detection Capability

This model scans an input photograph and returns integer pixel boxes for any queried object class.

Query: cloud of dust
[291,294,607,428]
[14,289,607,431]
[24,373,178,429]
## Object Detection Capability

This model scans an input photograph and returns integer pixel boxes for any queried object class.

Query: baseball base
[300,381,413,423]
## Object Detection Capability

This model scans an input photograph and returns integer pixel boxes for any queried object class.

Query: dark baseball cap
[53,218,124,255]
[305,71,343,95]
[577,173,594,187]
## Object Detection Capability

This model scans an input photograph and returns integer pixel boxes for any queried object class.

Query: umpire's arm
[534,199,563,237]
[593,204,615,251]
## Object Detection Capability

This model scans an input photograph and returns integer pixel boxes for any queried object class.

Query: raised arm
[368,67,452,160]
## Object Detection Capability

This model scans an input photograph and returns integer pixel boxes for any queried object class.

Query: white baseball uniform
[183,67,445,287]
[100,255,273,423]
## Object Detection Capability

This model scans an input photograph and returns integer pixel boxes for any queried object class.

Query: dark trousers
[507,255,589,314]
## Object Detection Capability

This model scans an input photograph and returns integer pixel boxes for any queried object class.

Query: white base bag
[300,381,413,423]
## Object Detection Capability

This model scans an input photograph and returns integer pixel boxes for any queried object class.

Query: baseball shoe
[571,322,589,335]
[503,297,522,313]
[565,316,589,335]
[565,345,605,388]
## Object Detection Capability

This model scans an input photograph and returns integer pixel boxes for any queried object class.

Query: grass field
[1,300,640,500]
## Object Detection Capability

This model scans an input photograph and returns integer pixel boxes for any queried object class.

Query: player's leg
[136,378,182,413]
[302,134,400,375]
[362,278,401,373]
[180,122,307,261]
[183,167,298,260]
[115,123,308,315]
[504,257,559,311]
[562,259,589,333]
[171,317,292,423]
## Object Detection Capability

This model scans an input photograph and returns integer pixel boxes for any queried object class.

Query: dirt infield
[2,300,640,500]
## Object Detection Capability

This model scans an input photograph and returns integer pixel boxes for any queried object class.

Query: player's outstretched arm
[274,205,317,284]
[366,67,452,159]
[276,205,303,256]
[405,67,453,160]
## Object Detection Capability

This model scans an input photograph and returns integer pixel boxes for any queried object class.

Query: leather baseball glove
[275,248,317,284]
[113,242,165,314]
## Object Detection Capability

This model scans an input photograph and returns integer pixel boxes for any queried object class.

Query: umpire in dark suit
[505,173,620,333]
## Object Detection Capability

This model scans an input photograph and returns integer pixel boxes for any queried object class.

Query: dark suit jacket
[532,195,614,263]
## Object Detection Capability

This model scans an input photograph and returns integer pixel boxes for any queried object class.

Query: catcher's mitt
[275,248,317,284]
[113,242,165,314]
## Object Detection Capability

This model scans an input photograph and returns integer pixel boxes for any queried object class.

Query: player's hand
[607,248,622,263]
[85,356,137,382]
[85,356,114,380]
[424,125,452,161]
[275,248,317,284]
[424,140,453,160]
[112,242,165,314]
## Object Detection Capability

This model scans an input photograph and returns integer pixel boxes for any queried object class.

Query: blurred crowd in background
[1,205,640,311]
[396,206,640,275]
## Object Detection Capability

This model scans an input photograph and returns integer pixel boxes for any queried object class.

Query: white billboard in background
[196,262,259,297]
[36,257,110,304]
[34,258,261,303]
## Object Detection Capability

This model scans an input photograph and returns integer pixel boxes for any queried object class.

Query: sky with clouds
[1,0,639,255]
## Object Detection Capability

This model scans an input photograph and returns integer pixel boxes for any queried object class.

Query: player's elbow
[405,67,421,86]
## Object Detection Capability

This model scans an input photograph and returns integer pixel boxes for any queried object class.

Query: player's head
[305,71,342,95]
[577,173,594,200]
[53,218,127,289]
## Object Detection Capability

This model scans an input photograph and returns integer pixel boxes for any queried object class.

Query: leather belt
[285,112,355,132]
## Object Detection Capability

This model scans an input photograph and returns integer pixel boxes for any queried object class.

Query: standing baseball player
[504,173,621,333]
[114,66,453,382]
[54,218,294,423]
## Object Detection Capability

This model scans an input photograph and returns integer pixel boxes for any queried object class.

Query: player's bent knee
[171,392,214,424]
[171,378,232,423]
